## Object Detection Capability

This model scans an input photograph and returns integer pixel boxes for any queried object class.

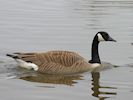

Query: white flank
[97,33,105,42]
[15,59,38,71]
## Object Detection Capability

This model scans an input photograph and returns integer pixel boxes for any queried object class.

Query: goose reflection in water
[20,73,83,86]
[19,68,117,99]
[91,72,117,100]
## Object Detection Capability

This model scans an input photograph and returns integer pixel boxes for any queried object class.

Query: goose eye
[102,33,109,40]
[103,33,108,37]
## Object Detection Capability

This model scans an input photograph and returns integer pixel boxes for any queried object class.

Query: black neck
[89,35,101,64]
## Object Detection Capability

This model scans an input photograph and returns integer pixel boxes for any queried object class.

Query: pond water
[0,0,133,100]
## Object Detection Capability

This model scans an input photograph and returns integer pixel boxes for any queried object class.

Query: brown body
[7,32,116,74]
[14,51,93,74]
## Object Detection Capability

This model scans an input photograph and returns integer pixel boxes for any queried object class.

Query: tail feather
[6,54,20,59]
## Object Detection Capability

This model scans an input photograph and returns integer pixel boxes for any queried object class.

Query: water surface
[0,0,133,100]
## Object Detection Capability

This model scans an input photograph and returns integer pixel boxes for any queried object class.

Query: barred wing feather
[16,51,83,65]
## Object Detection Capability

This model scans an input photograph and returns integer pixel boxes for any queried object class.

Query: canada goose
[6,31,116,74]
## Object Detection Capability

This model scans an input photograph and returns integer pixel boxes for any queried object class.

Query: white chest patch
[97,33,105,42]
[91,63,101,68]
[15,59,38,71]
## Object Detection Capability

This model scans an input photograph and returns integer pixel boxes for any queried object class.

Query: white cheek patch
[97,33,105,42]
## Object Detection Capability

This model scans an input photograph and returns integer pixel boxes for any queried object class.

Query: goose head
[96,31,116,42]
[89,31,116,64]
